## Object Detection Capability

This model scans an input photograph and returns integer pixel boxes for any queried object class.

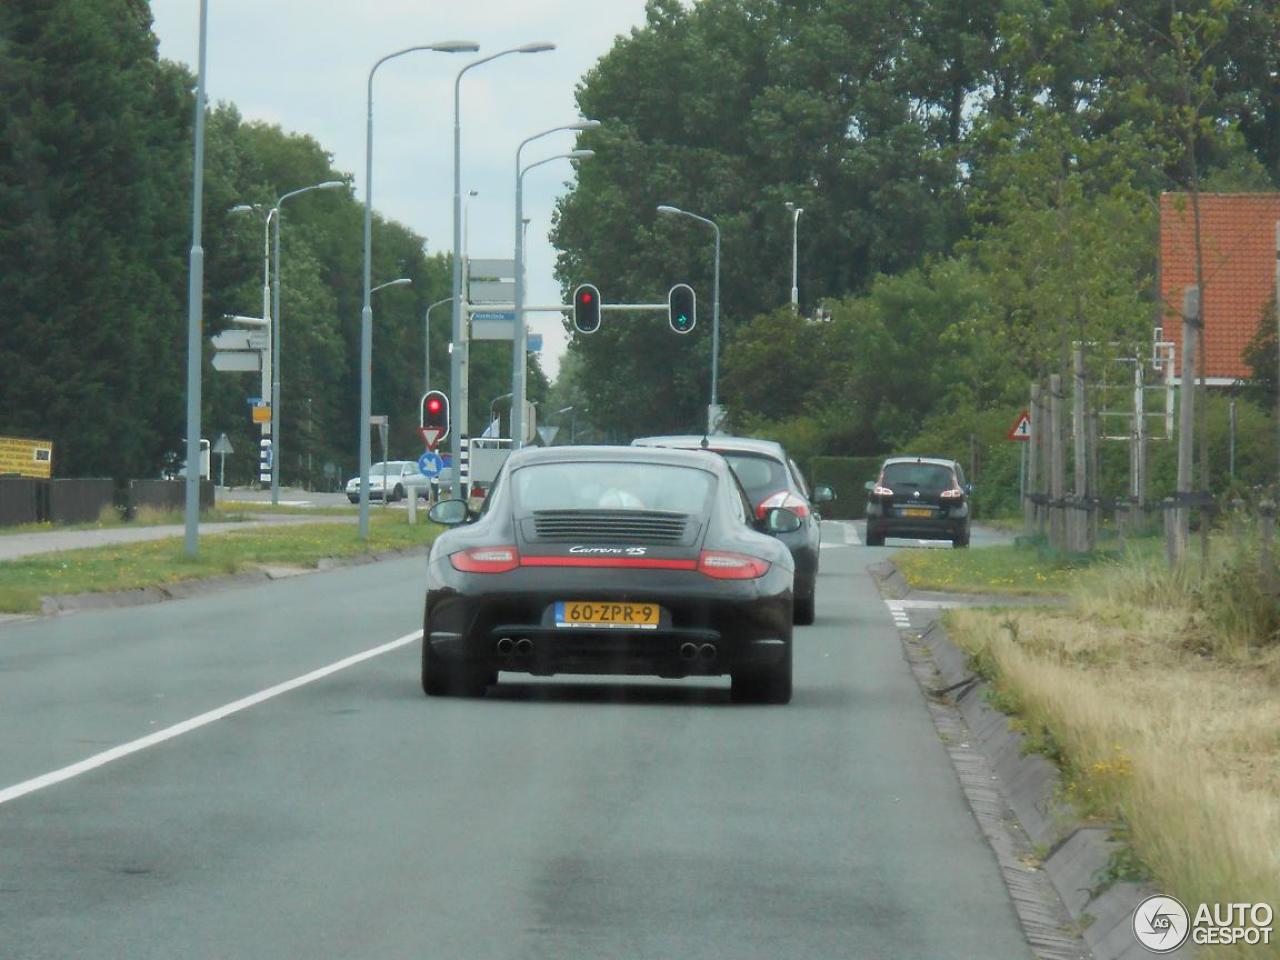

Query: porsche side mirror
[761,507,803,535]
[428,498,470,526]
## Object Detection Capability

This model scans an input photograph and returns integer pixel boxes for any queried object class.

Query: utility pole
[1072,344,1087,552]
[1026,383,1040,537]
[1049,374,1066,550]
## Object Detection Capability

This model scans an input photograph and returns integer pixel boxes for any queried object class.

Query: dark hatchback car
[864,456,971,548]
[423,446,800,703]
[631,435,833,625]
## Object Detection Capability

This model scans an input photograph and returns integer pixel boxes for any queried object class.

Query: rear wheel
[422,637,492,698]
[952,527,970,549]
[731,639,793,705]
[865,525,885,547]
[393,484,406,502]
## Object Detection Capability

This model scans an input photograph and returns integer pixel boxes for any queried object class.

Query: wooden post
[1260,500,1275,593]
[1132,361,1146,531]
[1072,345,1087,552]
[1026,383,1040,536]
[1173,287,1199,565]
[1089,409,1100,550]
[1050,373,1066,550]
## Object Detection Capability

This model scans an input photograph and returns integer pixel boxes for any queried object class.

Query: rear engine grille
[533,510,689,543]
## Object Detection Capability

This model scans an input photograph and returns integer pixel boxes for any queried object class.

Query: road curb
[872,561,1193,960]
[26,546,430,621]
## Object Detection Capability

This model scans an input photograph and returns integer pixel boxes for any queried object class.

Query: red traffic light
[426,397,442,414]
[573,283,602,334]
[420,390,450,444]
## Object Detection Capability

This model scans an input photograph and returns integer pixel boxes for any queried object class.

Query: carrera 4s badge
[568,545,648,556]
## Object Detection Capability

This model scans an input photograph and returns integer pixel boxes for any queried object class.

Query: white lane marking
[885,600,912,629]
[0,629,423,808]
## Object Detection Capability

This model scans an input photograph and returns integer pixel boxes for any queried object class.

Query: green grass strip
[0,514,440,614]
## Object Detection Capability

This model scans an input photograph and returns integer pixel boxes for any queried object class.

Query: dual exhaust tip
[495,637,533,656]
[680,642,717,662]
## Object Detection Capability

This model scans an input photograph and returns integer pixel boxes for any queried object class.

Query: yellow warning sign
[0,435,54,478]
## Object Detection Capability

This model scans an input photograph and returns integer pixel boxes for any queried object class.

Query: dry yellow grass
[947,552,1280,958]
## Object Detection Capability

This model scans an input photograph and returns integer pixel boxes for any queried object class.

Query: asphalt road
[0,522,1029,959]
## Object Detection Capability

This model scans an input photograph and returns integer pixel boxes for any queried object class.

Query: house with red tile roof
[1159,192,1280,384]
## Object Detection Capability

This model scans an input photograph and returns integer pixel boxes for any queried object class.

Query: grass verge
[892,537,1121,594]
[0,507,253,537]
[939,539,1280,957]
[0,514,440,614]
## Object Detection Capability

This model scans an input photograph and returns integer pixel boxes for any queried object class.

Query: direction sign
[468,258,515,278]
[469,280,515,303]
[527,333,543,353]
[213,351,261,372]
[212,330,254,351]
[417,451,444,478]
[1007,410,1032,441]
[472,314,516,340]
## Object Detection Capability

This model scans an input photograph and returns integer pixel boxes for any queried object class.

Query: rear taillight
[872,485,894,497]
[697,550,771,580]
[940,487,964,500]
[755,490,810,520]
[449,546,519,573]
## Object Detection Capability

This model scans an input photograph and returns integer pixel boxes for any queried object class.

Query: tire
[793,588,816,626]
[952,527,970,549]
[865,525,885,547]
[393,484,406,502]
[731,638,793,705]
[421,637,492,698]
[347,494,358,504]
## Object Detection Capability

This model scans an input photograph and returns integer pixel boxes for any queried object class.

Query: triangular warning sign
[1007,410,1032,441]
[418,426,443,450]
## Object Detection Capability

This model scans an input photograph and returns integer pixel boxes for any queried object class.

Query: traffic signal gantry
[569,282,699,335]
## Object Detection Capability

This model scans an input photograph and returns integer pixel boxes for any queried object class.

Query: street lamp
[371,277,412,294]
[183,0,209,556]
[229,202,276,485]
[271,179,345,505]
[423,296,452,394]
[490,391,513,438]
[784,200,803,312]
[657,204,722,432]
[557,404,583,445]
[369,277,413,509]
[359,40,478,540]
[512,136,597,449]
[450,42,556,497]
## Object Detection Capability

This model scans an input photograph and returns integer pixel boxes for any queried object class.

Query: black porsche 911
[422,445,800,703]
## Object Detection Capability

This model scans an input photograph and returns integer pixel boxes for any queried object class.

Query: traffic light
[420,389,449,443]
[573,283,601,334]
[668,283,696,334]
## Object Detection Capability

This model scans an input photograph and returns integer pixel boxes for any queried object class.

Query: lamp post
[271,179,345,505]
[450,43,555,496]
[423,296,452,394]
[229,202,278,478]
[784,200,803,312]
[512,139,596,449]
[490,391,513,438]
[359,40,478,540]
[657,205,722,432]
[183,0,209,556]
[557,405,581,445]
[368,278,413,509]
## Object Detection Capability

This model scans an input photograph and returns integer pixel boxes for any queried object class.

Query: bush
[808,455,888,519]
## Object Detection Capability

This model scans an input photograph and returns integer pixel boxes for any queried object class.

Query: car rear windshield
[716,452,789,502]
[881,462,955,491]
[512,462,715,514]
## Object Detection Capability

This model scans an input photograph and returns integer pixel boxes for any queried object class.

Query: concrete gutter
[872,561,1194,960]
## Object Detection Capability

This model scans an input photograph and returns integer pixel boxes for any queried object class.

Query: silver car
[345,460,433,502]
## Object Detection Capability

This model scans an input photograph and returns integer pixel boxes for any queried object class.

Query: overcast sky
[148,0,653,380]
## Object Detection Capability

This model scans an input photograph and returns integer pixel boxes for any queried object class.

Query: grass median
[904,536,1280,955]
[0,513,441,614]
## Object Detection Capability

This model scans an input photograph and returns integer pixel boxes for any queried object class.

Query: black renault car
[864,456,971,548]
[631,435,832,624]
[423,446,800,703]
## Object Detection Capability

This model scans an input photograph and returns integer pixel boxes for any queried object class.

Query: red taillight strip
[450,546,519,573]
[520,556,697,570]
[697,550,771,580]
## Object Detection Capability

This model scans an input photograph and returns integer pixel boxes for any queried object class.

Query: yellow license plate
[555,601,659,629]
[903,507,932,518]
